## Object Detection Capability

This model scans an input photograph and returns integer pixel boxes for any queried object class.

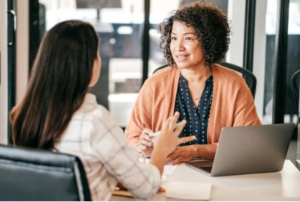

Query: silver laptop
[185,124,294,176]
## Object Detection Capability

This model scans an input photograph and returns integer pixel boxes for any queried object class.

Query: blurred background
[1,0,300,162]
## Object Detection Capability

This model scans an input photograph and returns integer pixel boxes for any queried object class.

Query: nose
[174,39,185,51]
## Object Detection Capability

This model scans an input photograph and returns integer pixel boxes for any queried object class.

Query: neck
[180,63,212,83]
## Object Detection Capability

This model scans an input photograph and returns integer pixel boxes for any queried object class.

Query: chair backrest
[0,144,91,201]
[291,69,300,107]
[153,62,257,98]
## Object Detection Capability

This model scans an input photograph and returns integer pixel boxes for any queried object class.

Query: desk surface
[111,160,300,201]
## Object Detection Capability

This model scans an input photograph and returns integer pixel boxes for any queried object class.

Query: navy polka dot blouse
[174,74,214,146]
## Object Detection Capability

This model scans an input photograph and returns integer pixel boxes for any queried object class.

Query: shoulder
[88,104,125,143]
[213,64,248,89]
[142,66,177,91]
[92,105,116,128]
[74,99,116,129]
[75,99,111,119]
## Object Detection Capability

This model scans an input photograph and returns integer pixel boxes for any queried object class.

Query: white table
[111,160,300,201]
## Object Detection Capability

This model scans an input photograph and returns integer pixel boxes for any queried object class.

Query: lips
[176,54,189,62]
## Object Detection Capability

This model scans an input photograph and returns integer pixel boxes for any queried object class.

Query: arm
[167,81,261,164]
[125,80,153,147]
[90,107,160,199]
[166,144,217,164]
[187,86,261,161]
[91,108,190,199]
[193,81,262,160]
[233,81,262,126]
[192,81,261,159]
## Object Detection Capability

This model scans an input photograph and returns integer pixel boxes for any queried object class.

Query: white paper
[166,181,212,200]
[163,165,177,177]
[139,158,177,179]
[139,157,150,163]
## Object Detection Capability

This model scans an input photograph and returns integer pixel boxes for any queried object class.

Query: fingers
[141,132,151,140]
[138,140,152,151]
[140,132,153,145]
[172,158,182,165]
[174,119,186,136]
[138,143,147,151]
[157,187,165,193]
[169,112,180,131]
[177,136,196,145]
[166,157,172,164]
[162,117,172,129]
[142,128,154,135]
[140,139,153,147]
[166,153,175,164]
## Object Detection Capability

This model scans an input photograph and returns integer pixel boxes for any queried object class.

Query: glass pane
[255,0,300,125]
[252,0,278,124]
[253,0,300,126]
[287,0,300,160]
[0,1,1,92]
[286,0,300,123]
[0,0,7,144]
[38,0,144,127]
[0,1,2,143]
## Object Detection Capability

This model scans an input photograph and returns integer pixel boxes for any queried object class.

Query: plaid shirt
[55,93,161,201]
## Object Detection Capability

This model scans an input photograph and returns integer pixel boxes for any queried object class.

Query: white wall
[253,0,268,121]
[0,0,29,144]
[227,0,268,121]
[16,0,29,104]
[0,0,8,144]
[226,0,246,66]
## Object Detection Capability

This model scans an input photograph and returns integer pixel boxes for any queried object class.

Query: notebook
[166,181,212,200]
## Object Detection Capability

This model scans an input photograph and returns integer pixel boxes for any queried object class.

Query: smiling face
[170,21,205,69]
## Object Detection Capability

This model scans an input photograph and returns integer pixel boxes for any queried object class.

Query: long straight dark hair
[10,20,99,149]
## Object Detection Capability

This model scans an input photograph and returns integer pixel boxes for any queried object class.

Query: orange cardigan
[125,64,261,147]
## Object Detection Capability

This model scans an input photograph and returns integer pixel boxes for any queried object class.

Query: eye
[171,36,177,40]
[185,37,193,40]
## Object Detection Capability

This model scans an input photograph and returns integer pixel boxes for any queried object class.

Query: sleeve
[233,79,262,126]
[90,106,161,199]
[125,80,153,147]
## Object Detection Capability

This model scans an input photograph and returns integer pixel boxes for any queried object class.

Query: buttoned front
[174,75,213,145]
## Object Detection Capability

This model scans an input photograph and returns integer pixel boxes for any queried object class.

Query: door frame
[0,0,8,144]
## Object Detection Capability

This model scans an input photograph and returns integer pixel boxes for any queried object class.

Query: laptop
[185,124,294,176]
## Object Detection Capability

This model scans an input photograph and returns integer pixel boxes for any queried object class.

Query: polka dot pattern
[174,74,214,146]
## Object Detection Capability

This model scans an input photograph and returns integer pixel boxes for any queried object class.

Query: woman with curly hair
[126,1,261,164]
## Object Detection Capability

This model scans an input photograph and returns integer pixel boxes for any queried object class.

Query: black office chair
[291,69,300,107]
[153,62,257,98]
[0,144,91,201]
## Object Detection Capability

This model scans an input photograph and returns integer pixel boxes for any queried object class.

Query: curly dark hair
[158,1,230,67]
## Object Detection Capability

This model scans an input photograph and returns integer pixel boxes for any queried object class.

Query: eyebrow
[171,32,196,35]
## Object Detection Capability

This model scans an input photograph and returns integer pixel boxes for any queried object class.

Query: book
[113,190,133,197]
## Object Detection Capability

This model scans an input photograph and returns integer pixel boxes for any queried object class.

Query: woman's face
[89,50,101,87]
[170,21,205,69]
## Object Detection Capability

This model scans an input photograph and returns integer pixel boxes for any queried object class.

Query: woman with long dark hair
[10,20,194,201]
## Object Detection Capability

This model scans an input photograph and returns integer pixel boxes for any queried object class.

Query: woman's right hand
[138,128,154,158]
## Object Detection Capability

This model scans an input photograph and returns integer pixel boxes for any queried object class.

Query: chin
[175,63,189,69]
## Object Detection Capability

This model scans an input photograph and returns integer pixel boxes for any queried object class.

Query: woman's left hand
[166,146,195,165]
